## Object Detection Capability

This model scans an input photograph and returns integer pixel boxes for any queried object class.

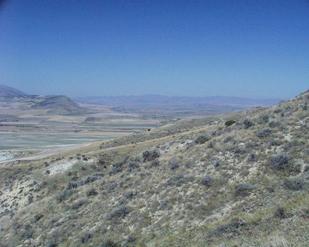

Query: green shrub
[235,183,256,196]
[225,119,236,127]
[195,135,210,144]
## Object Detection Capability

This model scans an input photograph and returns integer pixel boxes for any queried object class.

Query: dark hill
[32,95,86,115]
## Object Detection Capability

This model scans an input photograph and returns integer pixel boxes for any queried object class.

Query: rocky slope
[0,91,308,247]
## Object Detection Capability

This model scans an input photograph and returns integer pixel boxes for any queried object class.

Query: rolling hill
[31,95,87,115]
[0,85,27,98]
[0,85,86,115]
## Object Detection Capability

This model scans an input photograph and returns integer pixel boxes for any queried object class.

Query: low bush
[283,177,304,191]
[34,214,44,222]
[201,176,213,186]
[235,183,256,196]
[225,119,236,127]
[46,240,58,247]
[110,162,124,174]
[57,189,74,203]
[86,188,98,197]
[169,158,180,170]
[210,218,246,236]
[243,119,254,129]
[274,207,288,219]
[66,174,103,190]
[20,224,34,239]
[212,160,221,168]
[259,114,270,123]
[81,233,92,243]
[256,129,272,138]
[143,150,160,162]
[269,121,281,128]
[150,159,160,167]
[195,135,210,144]
[71,198,88,210]
[107,206,130,220]
[123,191,136,200]
[166,174,193,187]
[270,154,289,170]
[128,161,140,172]
[100,240,120,247]
[247,153,257,162]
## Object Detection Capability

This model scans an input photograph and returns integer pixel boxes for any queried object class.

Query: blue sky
[0,0,308,98]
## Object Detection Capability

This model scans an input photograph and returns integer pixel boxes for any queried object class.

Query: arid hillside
[0,91,308,247]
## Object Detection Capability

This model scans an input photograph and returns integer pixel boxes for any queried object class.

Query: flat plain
[0,100,160,162]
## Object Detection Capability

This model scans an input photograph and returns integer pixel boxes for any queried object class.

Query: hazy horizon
[0,0,308,98]
[1,84,285,100]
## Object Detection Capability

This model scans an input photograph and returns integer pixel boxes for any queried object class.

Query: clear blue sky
[0,0,308,98]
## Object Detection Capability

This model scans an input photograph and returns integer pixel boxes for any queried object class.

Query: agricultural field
[0,100,161,162]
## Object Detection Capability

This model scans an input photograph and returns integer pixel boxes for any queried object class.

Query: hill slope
[0,91,308,246]
[0,85,87,115]
[32,95,87,115]
[0,85,27,98]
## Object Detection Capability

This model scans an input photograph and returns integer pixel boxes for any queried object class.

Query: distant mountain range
[76,95,281,117]
[0,85,281,117]
[76,95,280,108]
[0,85,86,115]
